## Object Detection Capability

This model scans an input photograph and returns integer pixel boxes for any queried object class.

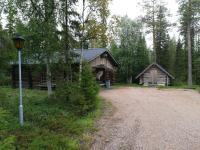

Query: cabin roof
[74,48,118,66]
[135,63,175,79]
[11,48,118,66]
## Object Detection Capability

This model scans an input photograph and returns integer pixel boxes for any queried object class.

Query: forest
[0,0,200,86]
[0,0,200,149]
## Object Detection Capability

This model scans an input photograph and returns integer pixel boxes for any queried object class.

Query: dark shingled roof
[11,48,118,66]
[135,63,175,79]
[74,48,118,66]
[74,48,107,61]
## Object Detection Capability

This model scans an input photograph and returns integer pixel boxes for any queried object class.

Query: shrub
[51,81,86,115]
[80,63,99,112]
[28,134,78,150]
[51,63,99,115]
[0,73,11,86]
[0,136,16,150]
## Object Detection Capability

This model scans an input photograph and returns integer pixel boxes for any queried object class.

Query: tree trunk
[187,0,192,86]
[152,0,156,63]
[46,61,52,97]
[64,0,72,81]
[126,76,132,84]
[79,0,85,82]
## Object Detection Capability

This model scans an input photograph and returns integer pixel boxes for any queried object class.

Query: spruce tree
[175,39,187,83]
[155,5,170,70]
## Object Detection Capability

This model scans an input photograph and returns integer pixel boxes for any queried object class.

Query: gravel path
[90,87,200,150]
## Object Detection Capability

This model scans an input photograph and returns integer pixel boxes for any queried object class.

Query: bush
[51,63,99,115]
[0,136,16,150]
[0,72,11,86]
[51,82,86,115]
[28,134,78,150]
[80,63,99,112]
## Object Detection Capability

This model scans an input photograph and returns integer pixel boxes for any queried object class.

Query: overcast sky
[109,0,180,48]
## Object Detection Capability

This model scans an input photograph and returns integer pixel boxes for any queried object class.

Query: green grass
[0,87,103,150]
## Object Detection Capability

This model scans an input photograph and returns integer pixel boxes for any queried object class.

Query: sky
[109,0,180,48]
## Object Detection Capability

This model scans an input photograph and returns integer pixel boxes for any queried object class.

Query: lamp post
[13,34,25,126]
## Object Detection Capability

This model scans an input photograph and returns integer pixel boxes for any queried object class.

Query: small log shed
[135,63,175,86]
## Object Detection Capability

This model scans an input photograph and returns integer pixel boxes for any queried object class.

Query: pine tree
[141,0,160,62]
[175,39,187,83]
[179,0,200,86]
[168,38,177,75]
[59,0,79,81]
[155,5,170,70]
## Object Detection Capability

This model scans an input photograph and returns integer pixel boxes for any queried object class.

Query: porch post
[105,70,110,89]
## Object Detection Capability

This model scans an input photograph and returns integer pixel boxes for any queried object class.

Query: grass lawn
[0,87,103,150]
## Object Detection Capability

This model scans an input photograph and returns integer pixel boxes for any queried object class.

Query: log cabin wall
[11,50,118,89]
[141,66,170,86]
[90,53,116,84]
[89,53,114,70]
[12,64,46,89]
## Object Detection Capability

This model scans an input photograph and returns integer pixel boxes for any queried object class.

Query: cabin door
[151,69,157,84]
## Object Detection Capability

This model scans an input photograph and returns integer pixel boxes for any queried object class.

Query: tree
[58,0,79,81]
[141,0,159,62]
[167,38,177,75]
[187,0,193,86]
[134,35,150,76]
[0,28,14,84]
[16,0,59,96]
[155,5,170,70]
[179,0,200,86]
[175,39,187,83]
[4,0,16,36]
[111,16,149,83]
[81,0,111,48]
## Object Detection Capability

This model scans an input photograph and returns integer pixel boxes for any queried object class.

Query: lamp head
[13,34,25,50]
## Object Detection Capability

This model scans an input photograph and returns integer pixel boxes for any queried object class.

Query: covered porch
[92,65,115,87]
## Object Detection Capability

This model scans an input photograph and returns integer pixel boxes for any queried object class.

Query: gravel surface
[90,87,200,150]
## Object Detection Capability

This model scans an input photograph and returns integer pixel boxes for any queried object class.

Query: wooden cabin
[11,48,118,89]
[135,63,175,86]
[74,48,118,85]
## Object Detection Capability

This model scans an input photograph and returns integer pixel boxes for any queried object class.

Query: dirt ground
[90,87,200,150]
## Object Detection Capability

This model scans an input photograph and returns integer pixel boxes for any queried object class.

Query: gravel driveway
[90,87,200,150]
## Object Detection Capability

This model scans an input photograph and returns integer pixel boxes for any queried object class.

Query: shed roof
[135,63,175,79]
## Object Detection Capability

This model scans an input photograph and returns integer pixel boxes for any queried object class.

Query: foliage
[155,5,170,71]
[167,38,177,75]
[0,87,102,149]
[0,136,16,150]
[110,16,149,83]
[80,63,99,112]
[178,0,200,86]
[140,0,160,61]
[0,28,15,86]
[175,39,187,83]
[83,0,111,47]
[52,63,99,115]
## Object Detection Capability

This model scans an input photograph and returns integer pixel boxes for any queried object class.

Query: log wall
[140,66,170,86]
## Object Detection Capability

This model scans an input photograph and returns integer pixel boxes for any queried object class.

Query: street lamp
[13,34,25,126]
